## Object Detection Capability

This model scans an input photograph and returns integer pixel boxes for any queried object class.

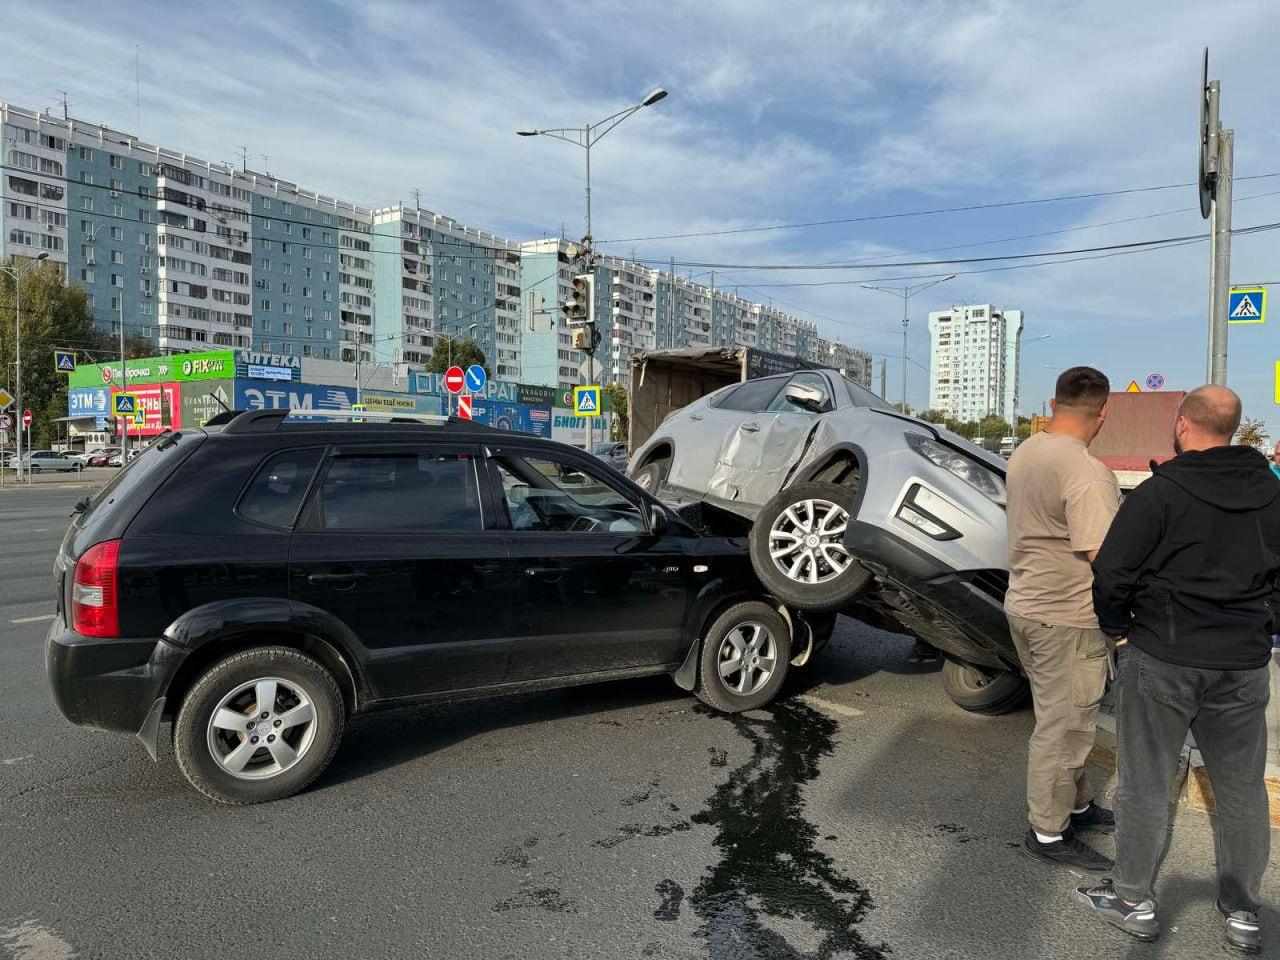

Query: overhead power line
[597,173,1280,244]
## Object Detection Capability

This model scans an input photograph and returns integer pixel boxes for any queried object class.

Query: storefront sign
[235,351,301,382]
[69,350,236,388]
[235,379,355,412]
[181,379,234,427]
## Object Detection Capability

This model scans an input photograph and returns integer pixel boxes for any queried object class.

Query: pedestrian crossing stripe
[1228,287,1266,325]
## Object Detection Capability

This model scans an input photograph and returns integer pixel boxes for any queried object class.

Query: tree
[1235,416,1269,451]
[0,257,131,448]
[917,409,948,424]
[604,382,628,442]
[425,335,488,377]
[977,415,1012,442]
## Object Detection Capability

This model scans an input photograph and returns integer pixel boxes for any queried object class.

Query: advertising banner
[234,351,302,382]
[410,371,519,402]
[181,379,234,427]
[516,383,558,406]
[471,400,553,438]
[109,382,181,436]
[361,391,445,416]
[235,379,357,412]
[552,407,613,449]
[67,386,111,430]
[68,350,235,388]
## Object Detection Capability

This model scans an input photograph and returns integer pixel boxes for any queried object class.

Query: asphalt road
[1,484,1274,959]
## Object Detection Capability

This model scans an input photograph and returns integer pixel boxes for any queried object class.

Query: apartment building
[3,98,867,393]
[927,303,1024,424]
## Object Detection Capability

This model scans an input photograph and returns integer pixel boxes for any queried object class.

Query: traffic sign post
[0,413,11,430]
[351,402,365,424]
[0,386,13,411]
[457,394,473,421]
[574,385,602,417]
[1228,287,1266,324]
[1125,380,1142,394]
[1145,373,1165,391]
[21,408,32,428]
[54,349,76,373]
[464,364,487,394]
[112,393,139,417]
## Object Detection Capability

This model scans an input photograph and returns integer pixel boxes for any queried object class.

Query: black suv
[46,410,817,803]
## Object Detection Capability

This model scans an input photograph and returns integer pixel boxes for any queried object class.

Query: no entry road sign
[444,366,465,394]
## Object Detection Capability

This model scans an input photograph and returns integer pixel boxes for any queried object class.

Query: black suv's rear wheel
[749,481,872,612]
[941,659,1029,715]
[695,601,791,713]
[174,646,344,804]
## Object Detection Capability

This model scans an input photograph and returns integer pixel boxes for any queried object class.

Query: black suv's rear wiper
[156,430,181,451]
[71,496,91,516]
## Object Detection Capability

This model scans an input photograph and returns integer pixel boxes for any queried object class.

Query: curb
[1087,714,1280,829]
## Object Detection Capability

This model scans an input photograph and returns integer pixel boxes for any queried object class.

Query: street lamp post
[860,275,955,413]
[518,87,668,450]
[2,251,50,481]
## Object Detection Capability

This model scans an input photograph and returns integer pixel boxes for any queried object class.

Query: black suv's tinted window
[319,453,480,532]
[494,453,645,533]
[716,376,786,412]
[238,448,323,529]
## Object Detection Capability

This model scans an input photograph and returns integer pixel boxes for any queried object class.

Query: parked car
[86,447,121,467]
[22,450,83,473]
[47,410,826,803]
[629,367,1026,714]
[71,446,112,466]
[592,441,629,471]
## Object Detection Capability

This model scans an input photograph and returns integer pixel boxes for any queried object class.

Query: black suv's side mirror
[649,502,668,534]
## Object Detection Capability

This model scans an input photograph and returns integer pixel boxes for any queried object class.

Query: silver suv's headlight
[905,433,1006,504]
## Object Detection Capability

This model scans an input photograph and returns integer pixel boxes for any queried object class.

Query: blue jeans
[1112,646,1270,910]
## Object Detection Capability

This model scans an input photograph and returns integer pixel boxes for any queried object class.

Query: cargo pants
[1007,613,1110,835]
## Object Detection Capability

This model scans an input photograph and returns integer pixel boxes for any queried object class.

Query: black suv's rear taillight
[72,540,120,638]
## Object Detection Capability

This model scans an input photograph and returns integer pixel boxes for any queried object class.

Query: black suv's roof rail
[216,408,504,434]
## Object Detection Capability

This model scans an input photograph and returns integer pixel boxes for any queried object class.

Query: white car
[22,450,83,473]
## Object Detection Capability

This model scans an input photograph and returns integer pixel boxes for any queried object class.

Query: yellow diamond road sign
[0,387,13,411]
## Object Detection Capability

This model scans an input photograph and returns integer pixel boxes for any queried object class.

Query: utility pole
[119,296,128,464]
[1201,49,1233,385]
[861,275,955,412]
[668,256,676,347]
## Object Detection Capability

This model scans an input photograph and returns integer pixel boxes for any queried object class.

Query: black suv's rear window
[80,432,194,524]
[317,453,481,532]
[237,448,324,530]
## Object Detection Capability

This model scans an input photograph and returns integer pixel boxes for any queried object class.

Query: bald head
[1179,385,1241,439]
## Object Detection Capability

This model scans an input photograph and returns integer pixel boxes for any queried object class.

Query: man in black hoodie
[1077,385,1275,953]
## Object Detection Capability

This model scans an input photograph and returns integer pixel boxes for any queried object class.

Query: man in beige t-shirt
[1006,366,1120,873]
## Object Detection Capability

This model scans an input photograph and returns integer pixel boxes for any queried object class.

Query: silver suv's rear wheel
[175,646,344,804]
[749,482,872,612]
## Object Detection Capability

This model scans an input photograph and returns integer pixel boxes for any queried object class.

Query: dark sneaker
[1217,902,1262,954]
[1070,801,1116,834]
[1075,881,1159,941]
[1022,828,1113,873]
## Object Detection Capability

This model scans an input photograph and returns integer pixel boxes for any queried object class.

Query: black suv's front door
[485,444,692,680]
[289,442,513,700]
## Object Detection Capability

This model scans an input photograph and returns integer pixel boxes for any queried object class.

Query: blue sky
[4,0,1280,431]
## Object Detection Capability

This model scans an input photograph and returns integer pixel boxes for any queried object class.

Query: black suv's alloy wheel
[174,647,344,804]
[696,601,791,713]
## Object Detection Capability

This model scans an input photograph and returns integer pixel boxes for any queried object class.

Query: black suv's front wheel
[749,482,872,612]
[695,601,791,713]
[174,646,345,804]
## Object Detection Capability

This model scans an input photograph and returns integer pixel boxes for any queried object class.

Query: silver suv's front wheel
[749,482,873,612]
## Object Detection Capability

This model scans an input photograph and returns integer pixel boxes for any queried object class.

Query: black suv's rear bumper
[45,615,185,748]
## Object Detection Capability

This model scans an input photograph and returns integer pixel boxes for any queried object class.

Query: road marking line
[799,694,865,719]
[10,614,54,624]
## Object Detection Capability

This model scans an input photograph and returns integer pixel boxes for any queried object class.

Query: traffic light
[561,273,595,326]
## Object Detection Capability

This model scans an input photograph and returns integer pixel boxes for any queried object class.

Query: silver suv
[629,368,1025,714]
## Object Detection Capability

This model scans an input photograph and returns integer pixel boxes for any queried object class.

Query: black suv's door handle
[307,571,367,586]
[741,422,761,433]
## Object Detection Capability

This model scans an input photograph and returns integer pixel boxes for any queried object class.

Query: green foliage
[0,258,139,447]
[425,335,487,377]
[604,382,629,441]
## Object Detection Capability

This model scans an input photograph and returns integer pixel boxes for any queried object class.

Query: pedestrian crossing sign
[573,385,601,417]
[54,349,76,373]
[112,393,138,416]
[1228,287,1266,325]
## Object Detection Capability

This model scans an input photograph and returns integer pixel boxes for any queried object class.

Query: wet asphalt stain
[491,886,579,914]
[494,836,539,867]
[708,747,729,768]
[592,820,693,849]
[688,701,890,960]
[655,879,686,921]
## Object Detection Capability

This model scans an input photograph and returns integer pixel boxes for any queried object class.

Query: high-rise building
[2,98,867,391]
[927,303,1024,424]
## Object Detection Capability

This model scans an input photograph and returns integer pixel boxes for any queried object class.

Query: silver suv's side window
[715,376,787,412]
[767,372,833,414]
